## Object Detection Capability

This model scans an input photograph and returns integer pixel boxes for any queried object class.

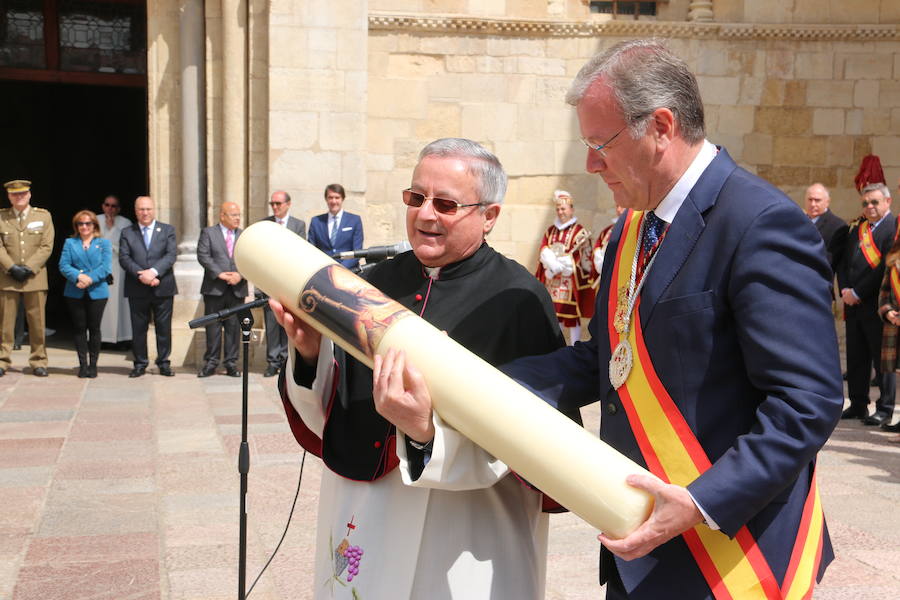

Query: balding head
[804,183,830,219]
[135,196,156,227]
[219,202,241,230]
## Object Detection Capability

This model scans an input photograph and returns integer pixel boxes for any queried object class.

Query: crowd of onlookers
[4,165,899,443]
[0,180,362,380]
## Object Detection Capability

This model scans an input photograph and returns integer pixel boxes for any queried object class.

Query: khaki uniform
[0,206,54,368]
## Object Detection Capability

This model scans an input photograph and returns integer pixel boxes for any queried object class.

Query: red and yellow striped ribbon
[858,221,882,268]
[606,210,824,599]
[891,266,900,306]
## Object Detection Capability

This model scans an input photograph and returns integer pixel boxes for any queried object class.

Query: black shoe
[77,365,89,378]
[12,343,21,351]
[129,367,146,378]
[840,406,867,420]
[0,367,5,377]
[263,365,279,377]
[88,365,97,378]
[158,366,175,377]
[33,367,48,377]
[863,412,889,426]
[225,366,241,378]
[197,365,216,378]
[882,421,900,432]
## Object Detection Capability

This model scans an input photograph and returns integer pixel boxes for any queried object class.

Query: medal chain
[620,215,663,339]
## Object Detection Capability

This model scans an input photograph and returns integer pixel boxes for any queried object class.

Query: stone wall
[364,16,900,269]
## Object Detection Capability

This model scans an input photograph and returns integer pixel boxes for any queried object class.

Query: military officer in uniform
[0,180,54,376]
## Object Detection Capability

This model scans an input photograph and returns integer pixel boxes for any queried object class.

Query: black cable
[246,450,307,597]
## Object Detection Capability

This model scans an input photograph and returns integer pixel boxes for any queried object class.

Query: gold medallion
[614,286,630,334]
[609,340,633,389]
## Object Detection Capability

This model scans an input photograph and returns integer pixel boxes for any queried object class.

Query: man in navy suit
[804,182,845,268]
[500,41,842,599]
[835,183,896,425]
[197,201,247,378]
[258,190,306,377]
[119,195,178,377]
[307,183,364,270]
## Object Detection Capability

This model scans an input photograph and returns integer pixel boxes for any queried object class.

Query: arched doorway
[0,0,148,333]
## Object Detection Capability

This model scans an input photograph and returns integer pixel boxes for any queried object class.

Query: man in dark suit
[259,190,306,377]
[197,202,247,378]
[119,195,178,377]
[307,183,364,270]
[804,182,845,268]
[836,183,896,425]
[499,41,842,599]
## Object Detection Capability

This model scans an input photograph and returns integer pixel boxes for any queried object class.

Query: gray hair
[862,182,891,199]
[566,39,706,145]
[418,138,507,205]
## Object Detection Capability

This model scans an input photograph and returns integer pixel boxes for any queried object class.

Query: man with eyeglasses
[502,40,841,599]
[257,190,306,377]
[307,183,364,270]
[98,194,133,346]
[835,182,896,426]
[0,179,54,377]
[119,196,178,377]
[270,138,565,599]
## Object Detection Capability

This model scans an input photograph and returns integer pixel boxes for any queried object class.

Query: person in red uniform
[535,190,595,344]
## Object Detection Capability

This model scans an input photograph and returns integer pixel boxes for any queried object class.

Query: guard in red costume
[535,190,596,344]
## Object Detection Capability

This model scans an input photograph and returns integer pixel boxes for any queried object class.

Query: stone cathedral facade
[144,0,898,363]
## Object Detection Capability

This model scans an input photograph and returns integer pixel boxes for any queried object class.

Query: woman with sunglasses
[59,210,112,377]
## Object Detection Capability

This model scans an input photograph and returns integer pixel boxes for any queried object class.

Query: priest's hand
[372,348,435,445]
[269,298,321,365]
[597,473,704,560]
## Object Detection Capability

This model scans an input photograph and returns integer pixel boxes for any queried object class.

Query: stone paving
[1,343,899,599]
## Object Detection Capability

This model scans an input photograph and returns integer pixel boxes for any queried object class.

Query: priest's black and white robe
[280,243,568,599]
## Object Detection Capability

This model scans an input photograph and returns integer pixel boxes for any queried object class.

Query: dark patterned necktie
[639,211,668,279]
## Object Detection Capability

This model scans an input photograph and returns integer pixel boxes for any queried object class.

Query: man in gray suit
[260,190,306,377]
[197,202,248,377]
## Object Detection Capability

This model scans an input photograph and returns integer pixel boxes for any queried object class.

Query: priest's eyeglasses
[580,126,628,158]
[403,189,484,215]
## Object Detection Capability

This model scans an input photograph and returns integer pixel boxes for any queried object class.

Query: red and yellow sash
[607,211,825,599]
[891,265,900,306]
[858,221,882,268]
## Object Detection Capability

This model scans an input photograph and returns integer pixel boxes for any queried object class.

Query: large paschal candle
[235,221,654,538]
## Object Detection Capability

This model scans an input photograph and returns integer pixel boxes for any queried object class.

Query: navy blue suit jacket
[119,221,178,298]
[505,149,842,598]
[307,211,364,269]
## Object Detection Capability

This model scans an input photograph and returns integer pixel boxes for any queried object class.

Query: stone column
[171,0,208,367]
[687,1,714,22]
[222,0,247,210]
[175,0,206,285]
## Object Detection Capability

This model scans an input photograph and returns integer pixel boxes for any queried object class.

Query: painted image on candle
[299,265,409,357]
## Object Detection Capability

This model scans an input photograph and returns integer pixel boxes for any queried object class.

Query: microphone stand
[188,297,268,600]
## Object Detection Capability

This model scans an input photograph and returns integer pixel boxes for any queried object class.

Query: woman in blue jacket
[59,210,112,377]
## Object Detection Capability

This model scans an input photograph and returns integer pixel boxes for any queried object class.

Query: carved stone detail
[368,12,899,41]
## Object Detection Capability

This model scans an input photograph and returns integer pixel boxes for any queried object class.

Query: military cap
[3,180,31,193]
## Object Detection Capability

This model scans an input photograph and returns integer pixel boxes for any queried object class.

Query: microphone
[334,241,412,262]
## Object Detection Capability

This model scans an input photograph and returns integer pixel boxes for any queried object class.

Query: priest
[270,138,567,599]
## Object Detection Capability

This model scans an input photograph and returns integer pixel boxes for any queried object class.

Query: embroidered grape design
[343,545,364,582]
